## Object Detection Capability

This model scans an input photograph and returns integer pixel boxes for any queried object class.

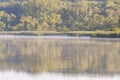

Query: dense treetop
[0,0,120,31]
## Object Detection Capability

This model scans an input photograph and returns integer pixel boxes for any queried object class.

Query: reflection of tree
[0,38,120,74]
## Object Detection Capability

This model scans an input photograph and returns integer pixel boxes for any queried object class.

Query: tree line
[0,0,120,31]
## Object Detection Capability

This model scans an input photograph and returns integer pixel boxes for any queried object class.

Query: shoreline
[0,35,90,39]
[0,35,120,41]
[0,31,120,38]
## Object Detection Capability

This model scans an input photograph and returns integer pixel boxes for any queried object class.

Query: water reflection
[0,37,120,75]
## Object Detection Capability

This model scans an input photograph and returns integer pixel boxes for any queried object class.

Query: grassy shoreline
[0,31,120,38]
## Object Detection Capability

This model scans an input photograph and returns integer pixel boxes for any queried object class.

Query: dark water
[0,36,120,76]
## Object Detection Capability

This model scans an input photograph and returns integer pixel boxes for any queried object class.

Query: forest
[0,0,120,31]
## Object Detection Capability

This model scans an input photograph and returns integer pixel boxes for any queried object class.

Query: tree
[0,11,16,30]
[13,16,38,31]
[0,21,5,30]
[118,17,120,27]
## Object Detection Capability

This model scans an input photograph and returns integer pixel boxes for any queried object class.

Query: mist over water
[0,71,119,80]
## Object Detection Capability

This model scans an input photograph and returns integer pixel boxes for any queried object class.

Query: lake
[0,36,120,80]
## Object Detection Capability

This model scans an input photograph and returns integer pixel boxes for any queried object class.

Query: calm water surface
[0,36,120,80]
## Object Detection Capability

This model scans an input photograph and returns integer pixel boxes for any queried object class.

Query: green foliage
[0,11,16,30]
[0,0,120,31]
[0,21,5,30]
